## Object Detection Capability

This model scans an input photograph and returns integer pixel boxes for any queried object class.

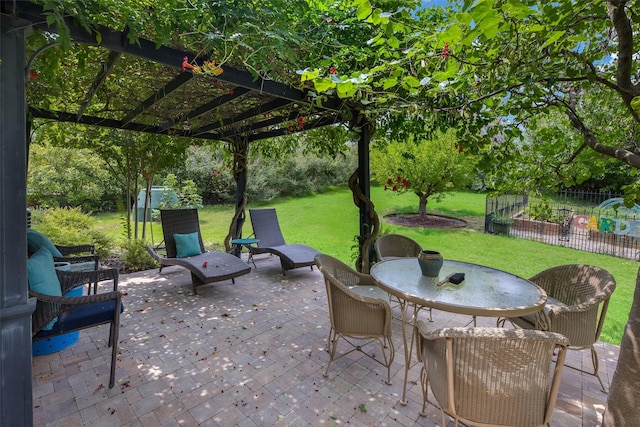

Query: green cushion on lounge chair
[174,232,202,258]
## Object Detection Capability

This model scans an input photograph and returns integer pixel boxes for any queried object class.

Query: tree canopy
[302,0,640,193]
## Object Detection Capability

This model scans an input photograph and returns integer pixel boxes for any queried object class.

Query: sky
[422,0,449,6]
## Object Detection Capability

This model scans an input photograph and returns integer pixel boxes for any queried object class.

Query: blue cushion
[27,229,63,258]
[174,232,202,258]
[27,247,62,330]
[33,301,124,339]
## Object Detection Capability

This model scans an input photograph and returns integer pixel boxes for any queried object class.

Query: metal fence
[485,190,640,260]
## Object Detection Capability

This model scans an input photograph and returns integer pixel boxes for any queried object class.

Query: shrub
[29,207,114,257]
[161,145,358,205]
[157,174,203,209]
[120,239,157,272]
[27,143,119,212]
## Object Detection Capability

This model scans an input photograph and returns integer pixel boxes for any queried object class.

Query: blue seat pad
[34,301,124,339]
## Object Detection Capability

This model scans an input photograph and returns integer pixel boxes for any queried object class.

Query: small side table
[230,238,259,267]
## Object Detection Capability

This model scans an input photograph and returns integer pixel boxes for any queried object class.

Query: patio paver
[32,254,617,426]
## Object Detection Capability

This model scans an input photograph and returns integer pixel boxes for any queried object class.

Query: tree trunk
[418,194,428,221]
[603,266,640,426]
[141,177,152,240]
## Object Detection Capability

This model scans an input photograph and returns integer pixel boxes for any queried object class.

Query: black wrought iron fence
[485,190,640,260]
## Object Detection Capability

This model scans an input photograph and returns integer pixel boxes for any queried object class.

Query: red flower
[387,178,393,186]
[297,117,304,130]
[182,56,195,72]
[29,70,39,80]
[329,66,337,74]
[441,43,449,59]
[392,186,398,191]
[287,125,294,132]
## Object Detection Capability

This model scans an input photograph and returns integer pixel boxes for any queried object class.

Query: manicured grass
[95,186,638,345]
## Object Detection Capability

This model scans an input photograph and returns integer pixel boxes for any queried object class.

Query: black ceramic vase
[418,250,443,277]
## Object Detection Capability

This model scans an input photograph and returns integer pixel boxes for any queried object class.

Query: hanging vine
[348,111,379,273]
[224,136,249,252]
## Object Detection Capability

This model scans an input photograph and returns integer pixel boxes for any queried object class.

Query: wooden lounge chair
[248,208,320,275]
[416,321,568,427]
[146,209,251,294]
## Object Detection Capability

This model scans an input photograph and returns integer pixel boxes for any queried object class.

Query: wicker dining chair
[499,264,616,392]
[374,233,422,261]
[315,253,395,384]
[373,233,433,321]
[416,321,568,427]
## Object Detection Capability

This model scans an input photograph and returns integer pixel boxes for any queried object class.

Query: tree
[36,121,189,239]
[300,1,640,424]
[27,141,119,211]
[371,129,470,220]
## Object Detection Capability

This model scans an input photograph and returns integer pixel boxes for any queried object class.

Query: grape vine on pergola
[0,3,378,425]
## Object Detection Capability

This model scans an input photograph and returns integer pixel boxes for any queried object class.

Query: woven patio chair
[249,208,320,275]
[374,233,433,321]
[146,209,251,294]
[315,253,395,385]
[415,321,568,427]
[374,233,422,261]
[498,264,616,392]
[29,247,123,388]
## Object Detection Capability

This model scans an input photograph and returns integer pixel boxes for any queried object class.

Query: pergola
[0,2,375,424]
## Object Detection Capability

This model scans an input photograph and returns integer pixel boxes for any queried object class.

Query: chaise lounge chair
[249,208,320,275]
[146,209,251,294]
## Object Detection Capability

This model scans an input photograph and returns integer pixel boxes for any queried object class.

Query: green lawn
[96,186,638,345]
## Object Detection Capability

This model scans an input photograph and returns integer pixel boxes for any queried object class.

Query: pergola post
[357,115,372,266]
[0,14,35,426]
[225,138,249,255]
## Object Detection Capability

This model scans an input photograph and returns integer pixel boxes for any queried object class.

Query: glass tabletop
[370,258,546,317]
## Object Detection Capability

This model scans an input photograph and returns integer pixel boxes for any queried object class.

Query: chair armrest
[56,268,119,294]
[29,288,121,335]
[546,297,606,316]
[29,289,121,305]
[55,244,95,256]
[357,273,377,286]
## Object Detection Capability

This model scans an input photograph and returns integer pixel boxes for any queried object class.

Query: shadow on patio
[32,254,617,426]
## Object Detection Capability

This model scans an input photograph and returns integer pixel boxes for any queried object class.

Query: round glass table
[370,257,547,405]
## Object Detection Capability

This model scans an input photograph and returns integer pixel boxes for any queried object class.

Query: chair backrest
[529,264,616,346]
[418,325,568,427]
[249,208,287,247]
[375,234,422,261]
[315,253,367,287]
[159,209,206,258]
[315,253,390,337]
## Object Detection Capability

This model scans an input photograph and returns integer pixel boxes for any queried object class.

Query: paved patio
[32,254,619,426]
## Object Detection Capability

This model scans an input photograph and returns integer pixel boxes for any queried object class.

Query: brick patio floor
[32,254,618,426]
